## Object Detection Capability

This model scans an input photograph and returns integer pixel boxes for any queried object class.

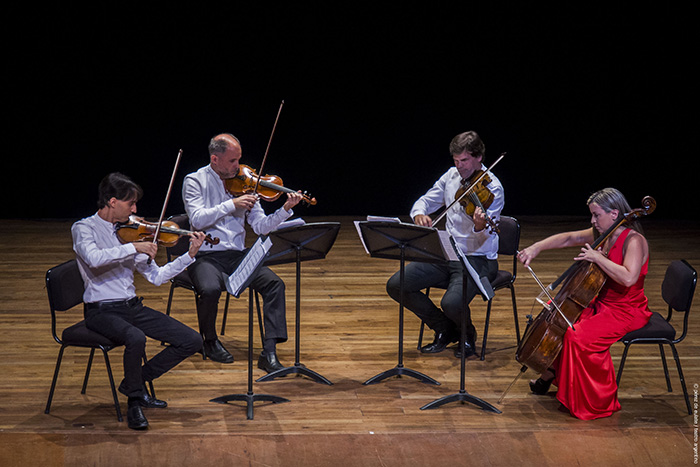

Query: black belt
[85,296,141,310]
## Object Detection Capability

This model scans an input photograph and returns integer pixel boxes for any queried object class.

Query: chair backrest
[166,214,192,260]
[46,259,84,312]
[46,259,85,344]
[496,216,520,256]
[661,259,696,342]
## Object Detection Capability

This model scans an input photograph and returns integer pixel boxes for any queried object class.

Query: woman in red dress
[517,188,652,420]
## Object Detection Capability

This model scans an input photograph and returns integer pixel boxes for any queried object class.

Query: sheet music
[226,236,273,297]
[451,240,495,300]
[274,217,306,231]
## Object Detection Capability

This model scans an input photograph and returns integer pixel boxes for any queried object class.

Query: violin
[455,170,499,233]
[224,164,317,206]
[116,216,219,248]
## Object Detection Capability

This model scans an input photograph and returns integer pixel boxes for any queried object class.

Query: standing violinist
[182,133,303,370]
[517,187,652,420]
[72,172,206,430]
[386,130,504,358]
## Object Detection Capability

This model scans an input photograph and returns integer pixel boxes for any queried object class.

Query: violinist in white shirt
[72,172,206,430]
[386,131,505,358]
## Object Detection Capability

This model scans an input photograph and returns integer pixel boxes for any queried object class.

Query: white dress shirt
[182,164,293,252]
[409,165,504,260]
[72,213,195,303]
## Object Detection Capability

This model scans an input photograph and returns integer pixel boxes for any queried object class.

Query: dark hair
[208,133,240,156]
[449,131,485,160]
[97,172,143,209]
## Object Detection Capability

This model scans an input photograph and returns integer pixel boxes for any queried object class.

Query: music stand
[256,222,341,385]
[420,240,501,413]
[210,237,289,419]
[357,221,444,386]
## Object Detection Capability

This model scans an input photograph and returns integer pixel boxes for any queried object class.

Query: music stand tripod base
[420,390,501,413]
[257,363,333,385]
[210,392,290,420]
[363,365,440,386]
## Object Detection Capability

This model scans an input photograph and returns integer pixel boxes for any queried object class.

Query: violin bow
[148,149,183,263]
[432,152,505,226]
[252,100,285,198]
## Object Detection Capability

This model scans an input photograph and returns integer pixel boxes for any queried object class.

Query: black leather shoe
[127,400,149,430]
[453,329,477,358]
[257,351,285,373]
[130,391,167,409]
[530,369,556,395]
[420,329,459,353]
[203,339,234,363]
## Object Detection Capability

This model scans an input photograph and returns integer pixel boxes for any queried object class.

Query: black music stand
[256,222,341,385]
[357,221,443,386]
[420,240,501,413]
[210,237,289,419]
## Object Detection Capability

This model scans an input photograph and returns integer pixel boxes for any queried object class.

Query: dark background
[8,5,693,221]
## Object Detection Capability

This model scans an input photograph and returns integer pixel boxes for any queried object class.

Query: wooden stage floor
[1,216,698,466]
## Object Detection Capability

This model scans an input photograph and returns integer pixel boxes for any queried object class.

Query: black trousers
[187,249,288,343]
[386,257,498,336]
[84,298,202,398]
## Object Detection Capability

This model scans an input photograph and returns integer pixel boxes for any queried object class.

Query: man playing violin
[386,131,504,358]
[182,133,303,370]
[72,172,206,430]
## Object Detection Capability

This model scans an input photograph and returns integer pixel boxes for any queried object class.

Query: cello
[499,196,656,401]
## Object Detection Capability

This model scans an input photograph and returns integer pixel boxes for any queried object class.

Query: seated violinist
[517,187,652,420]
[182,133,303,370]
[72,172,206,430]
[386,130,504,358]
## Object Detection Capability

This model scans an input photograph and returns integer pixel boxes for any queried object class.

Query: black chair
[164,214,264,347]
[417,216,521,360]
[616,259,697,415]
[44,259,154,422]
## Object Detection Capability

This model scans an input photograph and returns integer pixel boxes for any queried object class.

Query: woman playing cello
[517,188,652,420]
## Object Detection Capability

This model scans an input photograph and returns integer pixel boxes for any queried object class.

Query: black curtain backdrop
[8,5,693,221]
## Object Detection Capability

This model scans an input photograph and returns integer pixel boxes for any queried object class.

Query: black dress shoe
[130,391,167,409]
[127,400,149,430]
[420,329,459,353]
[257,351,285,373]
[203,339,234,363]
[453,330,477,358]
[530,369,556,395]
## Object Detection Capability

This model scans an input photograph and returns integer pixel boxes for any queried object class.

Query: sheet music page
[226,236,273,297]
[437,230,459,261]
[274,217,306,231]
[451,240,495,300]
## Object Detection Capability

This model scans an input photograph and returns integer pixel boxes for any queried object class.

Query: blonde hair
[587,188,643,234]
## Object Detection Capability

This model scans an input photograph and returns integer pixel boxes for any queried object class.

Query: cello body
[515,260,606,374]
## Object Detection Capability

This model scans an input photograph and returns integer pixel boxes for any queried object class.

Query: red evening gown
[554,228,652,420]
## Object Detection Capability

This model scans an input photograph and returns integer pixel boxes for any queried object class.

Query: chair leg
[166,283,176,317]
[220,293,231,336]
[81,348,96,394]
[658,344,672,392]
[45,345,67,414]
[616,343,631,386]
[480,299,493,361]
[255,291,265,343]
[510,286,520,346]
[101,348,123,422]
[668,343,692,415]
[417,321,426,350]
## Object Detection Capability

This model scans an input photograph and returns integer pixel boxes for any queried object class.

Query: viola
[116,216,219,248]
[455,169,499,233]
[224,164,317,206]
